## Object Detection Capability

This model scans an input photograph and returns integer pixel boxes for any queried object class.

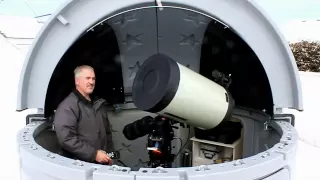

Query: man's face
[75,68,96,95]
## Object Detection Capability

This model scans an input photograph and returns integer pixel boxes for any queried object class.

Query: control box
[191,129,243,166]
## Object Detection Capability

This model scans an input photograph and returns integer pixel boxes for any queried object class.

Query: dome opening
[36,6,278,170]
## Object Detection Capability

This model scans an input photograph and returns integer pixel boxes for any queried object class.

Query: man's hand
[95,150,112,165]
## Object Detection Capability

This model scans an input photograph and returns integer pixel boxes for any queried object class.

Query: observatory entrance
[36,6,274,170]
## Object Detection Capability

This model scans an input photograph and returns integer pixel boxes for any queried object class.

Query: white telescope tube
[132,53,234,130]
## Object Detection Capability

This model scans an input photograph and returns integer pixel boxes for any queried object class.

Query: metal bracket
[113,104,122,113]
[156,0,164,11]
[26,114,45,125]
[264,118,271,130]
[264,113,295,130]
[272,114,295,126]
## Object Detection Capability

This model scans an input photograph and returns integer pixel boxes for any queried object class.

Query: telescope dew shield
[132,53,234,130]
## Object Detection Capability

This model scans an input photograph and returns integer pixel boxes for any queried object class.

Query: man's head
[74,65,96,96]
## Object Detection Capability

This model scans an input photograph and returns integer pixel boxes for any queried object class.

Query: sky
[0,0,320,28]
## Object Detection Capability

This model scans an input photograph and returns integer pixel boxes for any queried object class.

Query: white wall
[0,34,38,180]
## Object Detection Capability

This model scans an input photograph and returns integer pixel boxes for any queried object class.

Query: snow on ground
[295,141,320,180]
[284,72,320,148]
[281,20,320,43]
[0,34,29,180]
[284,72,320,180]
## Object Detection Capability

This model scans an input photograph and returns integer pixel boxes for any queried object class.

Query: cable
[174,127,190,160]
[117,160,129,167]
[173,137,183,151]
[177,138,183,150]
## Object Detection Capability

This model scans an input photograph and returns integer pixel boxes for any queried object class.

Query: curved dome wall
[16,0,303,115]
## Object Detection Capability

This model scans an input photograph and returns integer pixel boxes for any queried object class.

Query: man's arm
[53,105,97,162]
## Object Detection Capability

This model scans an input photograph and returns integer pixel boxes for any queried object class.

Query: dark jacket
[53,89,114,163]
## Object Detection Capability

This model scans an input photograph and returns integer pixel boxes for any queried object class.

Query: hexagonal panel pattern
[157,8,211,72]
[108,8,158,94]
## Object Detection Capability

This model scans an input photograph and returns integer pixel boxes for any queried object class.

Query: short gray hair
[74,65,94,78]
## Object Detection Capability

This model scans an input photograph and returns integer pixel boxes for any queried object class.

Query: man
[53,65,114,165]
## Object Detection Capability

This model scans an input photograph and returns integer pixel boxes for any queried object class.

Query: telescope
[132,53,234,130]
[122,53,235,167]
